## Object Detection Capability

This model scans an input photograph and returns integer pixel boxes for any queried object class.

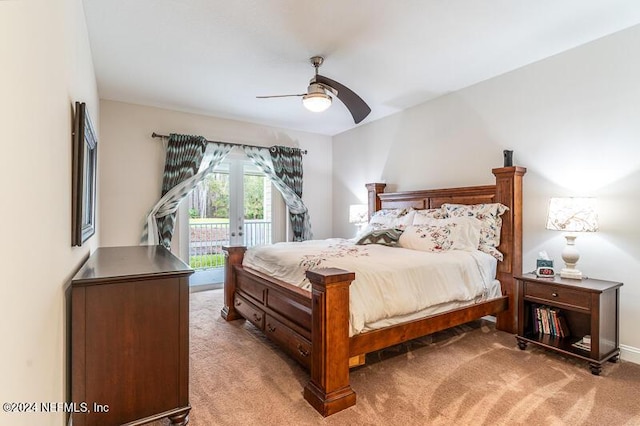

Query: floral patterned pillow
[359,208,416,236]
[413,208,448,224]
[442,203,509,260]
[398,218,481,253]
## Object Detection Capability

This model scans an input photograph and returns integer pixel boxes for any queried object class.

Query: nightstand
[515,273,622,375]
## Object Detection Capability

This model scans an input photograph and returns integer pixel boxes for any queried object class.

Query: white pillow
[399,217,481,253]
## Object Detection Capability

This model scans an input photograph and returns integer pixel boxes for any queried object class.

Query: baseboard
[190,283,223,293]
[620,344,640,365]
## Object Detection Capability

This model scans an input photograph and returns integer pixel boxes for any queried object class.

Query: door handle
[238,232,243,236]
[231,232,236,237]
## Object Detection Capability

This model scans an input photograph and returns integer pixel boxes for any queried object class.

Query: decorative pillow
[412,208,448,224]
[356,228,404,246]
[442,203,509,260]
[398,217,481,253]
[359,208,416,236]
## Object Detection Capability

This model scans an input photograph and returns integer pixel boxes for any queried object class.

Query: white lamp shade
[546,197,598,232]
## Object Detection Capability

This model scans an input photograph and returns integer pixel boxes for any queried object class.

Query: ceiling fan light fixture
[302,92,332,112]
[256,56,370,122]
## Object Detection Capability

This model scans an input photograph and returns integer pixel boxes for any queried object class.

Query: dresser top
[72,246,193,286]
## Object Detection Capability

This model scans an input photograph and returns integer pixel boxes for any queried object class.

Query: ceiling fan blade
[256,94,305,98]
[315,74,371,124]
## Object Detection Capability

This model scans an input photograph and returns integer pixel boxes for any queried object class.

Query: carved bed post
[365,183,386,220]
[492,166,526,333]
[303,268,356,417]
[221,246,246,321]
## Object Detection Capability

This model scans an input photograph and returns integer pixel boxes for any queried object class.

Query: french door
[226,154,272,246]
[186,151,280,270]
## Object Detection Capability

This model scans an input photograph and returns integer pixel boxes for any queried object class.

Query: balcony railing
[189,220,272,270]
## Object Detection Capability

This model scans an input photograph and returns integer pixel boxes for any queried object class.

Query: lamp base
[560,268,583,280]
[560,234,583,280]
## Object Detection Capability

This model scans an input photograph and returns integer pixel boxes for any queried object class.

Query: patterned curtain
[141,134,233,247]
[270,146,306,241]
[243,146,312,241]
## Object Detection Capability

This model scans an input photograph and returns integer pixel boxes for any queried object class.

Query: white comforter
[243,239,498,336]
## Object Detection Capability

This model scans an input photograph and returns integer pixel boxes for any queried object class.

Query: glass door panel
[187,154,272,270]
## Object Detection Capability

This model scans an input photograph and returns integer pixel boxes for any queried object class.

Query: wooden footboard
[221,166,525,417]
[222,247,356,414]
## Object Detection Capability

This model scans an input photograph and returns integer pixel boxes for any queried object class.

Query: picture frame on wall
[71,102,97,246]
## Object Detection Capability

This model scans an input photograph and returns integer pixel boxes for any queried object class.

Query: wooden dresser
[71,246,193,425]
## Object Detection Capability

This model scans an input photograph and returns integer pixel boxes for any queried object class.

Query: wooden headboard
[365,166,526,333]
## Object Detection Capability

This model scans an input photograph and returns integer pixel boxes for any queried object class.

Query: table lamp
[349,204,369,233]
[545,197,598,279]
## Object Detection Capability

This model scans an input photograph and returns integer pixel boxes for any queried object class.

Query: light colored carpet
[153,289,640,425]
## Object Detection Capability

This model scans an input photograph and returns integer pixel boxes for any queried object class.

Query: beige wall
[99,100,333,256]
[0,0,99,425]
[333,25,640,362]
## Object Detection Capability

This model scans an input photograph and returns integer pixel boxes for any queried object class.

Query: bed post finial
[365,183,386,220]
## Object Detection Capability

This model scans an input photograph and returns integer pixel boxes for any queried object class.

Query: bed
[222,166,526,416]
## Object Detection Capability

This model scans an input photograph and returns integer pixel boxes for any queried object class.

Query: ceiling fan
[256,56,371,124]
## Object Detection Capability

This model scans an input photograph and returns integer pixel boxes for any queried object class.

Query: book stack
[572,335,591,351]
[532,305,570,337]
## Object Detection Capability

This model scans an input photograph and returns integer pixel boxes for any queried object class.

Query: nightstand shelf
[516,274,622,375]
[519,332,590,359]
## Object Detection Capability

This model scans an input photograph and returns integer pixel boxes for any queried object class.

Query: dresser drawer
[264,314,311,368]
[524,282,590,310]
[234,294,265,330]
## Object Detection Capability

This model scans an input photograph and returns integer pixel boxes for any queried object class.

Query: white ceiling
[83,0,640,136]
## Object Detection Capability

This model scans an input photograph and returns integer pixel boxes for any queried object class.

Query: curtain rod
[151,132,308,155]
